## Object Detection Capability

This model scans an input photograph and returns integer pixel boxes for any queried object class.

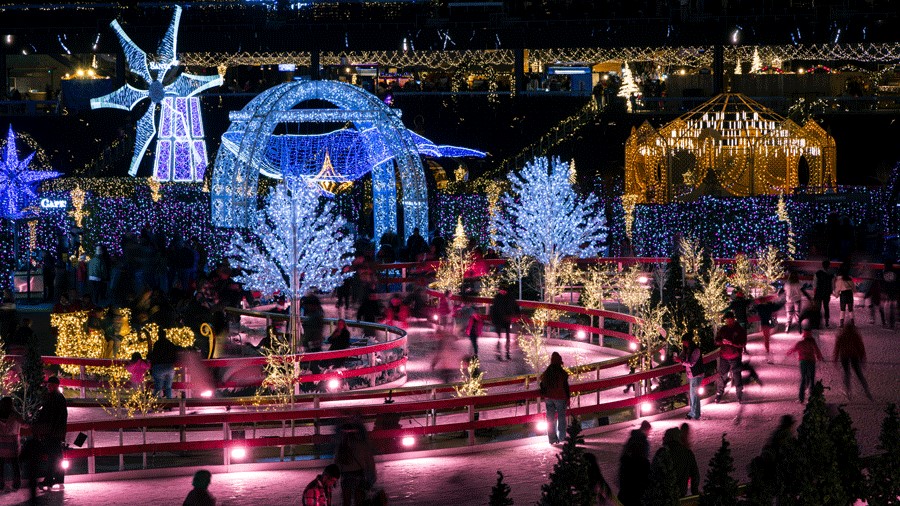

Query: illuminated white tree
[734,59,743,75]
[751,47,763,73]
[491,156,607,301]
[618,61,640,112]
[228,180,354,348]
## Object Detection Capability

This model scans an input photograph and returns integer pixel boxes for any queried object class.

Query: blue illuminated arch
[213,80,453,242]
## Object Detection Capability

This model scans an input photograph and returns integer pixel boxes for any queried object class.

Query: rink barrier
[42,313,409,398]
[45,299,720,476]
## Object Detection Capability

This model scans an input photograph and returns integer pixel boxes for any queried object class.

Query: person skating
[714,311,747,404]
[813,260,835,328]
[674,336,704,420]
[832,322,873,401]
[834,265,857,327]
[786,329,824,403]
[539,352,570,445]
[183,470,215,506]
[489,288,518,361]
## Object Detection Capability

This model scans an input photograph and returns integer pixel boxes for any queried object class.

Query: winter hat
[550,352,563,365]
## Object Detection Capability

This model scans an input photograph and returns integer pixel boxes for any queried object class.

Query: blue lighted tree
[227,179,354,349]
[491,156,607,300]
[91,5,222,181]
[0,126,60,219]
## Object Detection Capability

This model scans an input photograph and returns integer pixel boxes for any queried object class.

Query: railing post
[524,376,530,415]
[184,368,192,399]
[429,388,437,440]
[596,368,601,405]
[118,428,124,471]
[79,364,86,398]
[467,403,475,446]
[368,352,377,388]
[180,392,186,443]
[223,422,230,466]
[87,429,95,474]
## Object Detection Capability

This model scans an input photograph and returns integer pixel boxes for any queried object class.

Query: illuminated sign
[40,198,67,209]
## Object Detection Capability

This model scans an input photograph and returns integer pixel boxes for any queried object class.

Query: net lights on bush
[90,5,222,181]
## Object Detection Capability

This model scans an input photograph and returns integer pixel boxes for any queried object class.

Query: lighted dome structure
[624,93,836,204]
[212,80,484,241]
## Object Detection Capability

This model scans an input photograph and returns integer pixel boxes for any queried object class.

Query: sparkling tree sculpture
[751,47,763,73]
[228,180,354,352]
[618,61,640,112]
[433,216,473,295]
[491,156,607,302]
[90,5,222,181]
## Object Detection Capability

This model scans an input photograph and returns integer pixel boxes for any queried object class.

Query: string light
[0,126,61,219]
[625,93,837,204]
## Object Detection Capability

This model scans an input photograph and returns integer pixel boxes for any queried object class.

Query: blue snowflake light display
[0,126,60,219]
[491,156,607,264]
[90,5,222,181]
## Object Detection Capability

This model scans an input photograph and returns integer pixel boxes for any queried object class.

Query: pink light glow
[200,390,213,398]
[698,386,706,395]
[61,459,70,470]
[327,378,341,391]
[401,435,416,447]
[536,420,549,432]
[576,330,586,340]
[231,447,247,459]
[641,402,653,413]
[629,342,638,351]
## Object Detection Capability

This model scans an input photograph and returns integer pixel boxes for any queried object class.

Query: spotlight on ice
[629,342,638,351]
[576,330,586,340]
[536,420,549,432]
[641,402,653,413]
[698,386,706,395]
[327,378,341,391]
[401,435,416,447]
[231,447,247,459]
[61,459,71,470]
[200,390,213,398]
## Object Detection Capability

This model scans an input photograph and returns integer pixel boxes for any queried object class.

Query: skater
[489,288,518,361]
[832,322,873,401]
[539,352,570,445]
[781,271,809,333]
[674,336,703,420]
[714,311,747,404]
[183,470,216,505]
[834,266,856,327]
[786,329,824,403]
[754,295,781,363]
[813,260,835,328]
[302,464,341,506]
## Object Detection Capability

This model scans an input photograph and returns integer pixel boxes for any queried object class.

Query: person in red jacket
[714,311,747,404]
[832,322,873,401]
[787,329,824,403]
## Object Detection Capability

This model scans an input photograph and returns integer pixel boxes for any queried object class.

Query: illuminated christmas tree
[491,156,607,302]
[751,47,763,73]
[228,180,354,347]
[433,216,473,295]
[617,61,640,112]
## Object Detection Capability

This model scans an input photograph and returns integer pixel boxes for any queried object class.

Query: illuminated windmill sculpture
[91,5,222,182]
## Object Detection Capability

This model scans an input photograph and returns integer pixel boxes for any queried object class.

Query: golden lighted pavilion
[624,93,836,204]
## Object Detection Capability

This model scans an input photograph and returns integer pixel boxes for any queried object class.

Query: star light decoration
[0,126,60,219]
[90,5,222,182]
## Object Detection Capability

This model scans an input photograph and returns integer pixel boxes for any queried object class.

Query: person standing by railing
[674,337,703,420]
[0,397,23,492]
[540,351,570,445]
[33,377,67,490]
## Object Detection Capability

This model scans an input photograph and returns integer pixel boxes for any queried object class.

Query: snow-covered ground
[0,301,896,505]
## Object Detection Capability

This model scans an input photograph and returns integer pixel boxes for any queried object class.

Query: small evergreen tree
[489,470,514,506]
[642,446,679,506]
[16,343,45,423]
[867,403,899,506]
[699,434,740,506]
[539,418,595,506]
[795,382,848,505]
[829,407,866,502]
